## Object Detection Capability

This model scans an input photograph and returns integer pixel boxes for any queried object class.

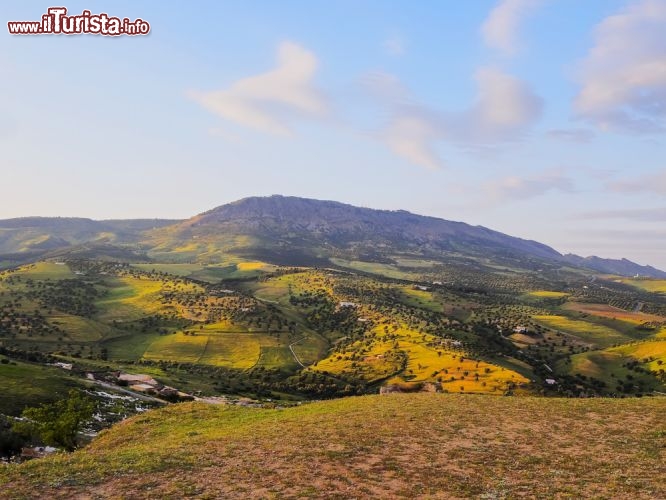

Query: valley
[1,196,665,497]
[1,245,665,414]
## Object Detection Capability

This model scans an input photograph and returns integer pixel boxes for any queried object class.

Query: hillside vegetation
[2,251,666,409]
[0,195,665,497]
[2,196,665,277]
[1,394,664,499]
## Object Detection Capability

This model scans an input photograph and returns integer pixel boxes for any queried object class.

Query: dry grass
[1,394,664,499]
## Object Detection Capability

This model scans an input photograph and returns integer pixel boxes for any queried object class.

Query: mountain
[0,217,179,266]
[147,195,665,277]
[0,196,663,277]
[562,254,666,279]
[147,195,562,266]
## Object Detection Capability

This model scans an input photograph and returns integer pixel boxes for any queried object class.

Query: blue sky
[1,1,665,268]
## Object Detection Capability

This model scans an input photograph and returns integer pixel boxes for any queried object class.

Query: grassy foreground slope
[2,394,664,499]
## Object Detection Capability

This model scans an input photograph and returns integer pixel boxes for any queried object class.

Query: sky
[1,1,665,268]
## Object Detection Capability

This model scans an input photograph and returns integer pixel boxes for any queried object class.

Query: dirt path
[289,337,307,367]
[196,334,212,364]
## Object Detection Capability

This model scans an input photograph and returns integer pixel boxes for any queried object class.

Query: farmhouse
[20,446,57,460]
[130,383,156,392]
[118,373,158,386]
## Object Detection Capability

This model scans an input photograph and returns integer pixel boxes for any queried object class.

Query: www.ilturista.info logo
[7,7,150,36]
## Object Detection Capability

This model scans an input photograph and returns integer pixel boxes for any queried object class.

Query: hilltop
[1,393,664,498]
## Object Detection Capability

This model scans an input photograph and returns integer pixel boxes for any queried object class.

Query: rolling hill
[0,217,177,267]
[1,394,664,499]
[1,196,665,407]
[1,197,665,499]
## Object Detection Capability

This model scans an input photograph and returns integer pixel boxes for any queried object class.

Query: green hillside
[1,394,664,499]
[2,255,666,403]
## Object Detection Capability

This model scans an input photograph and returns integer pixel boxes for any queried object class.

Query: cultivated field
[610,340,666,369]
[533,314,629,347]
[618,278,666,294]
[329,258,417,280]
[528,290,569,298]
[562,302,665,324]
[310,325,529,393]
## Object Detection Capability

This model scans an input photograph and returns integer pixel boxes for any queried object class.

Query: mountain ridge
[0,195,664,277]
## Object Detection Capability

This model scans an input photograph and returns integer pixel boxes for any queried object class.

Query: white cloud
[465,67,543,141]
[484,169,574,201]
[575,0,666,132]
[481,0,542,56]
[189,41,326,136]
[368,67,542,169]
[608,169,666,194]
[383,115,442,170]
